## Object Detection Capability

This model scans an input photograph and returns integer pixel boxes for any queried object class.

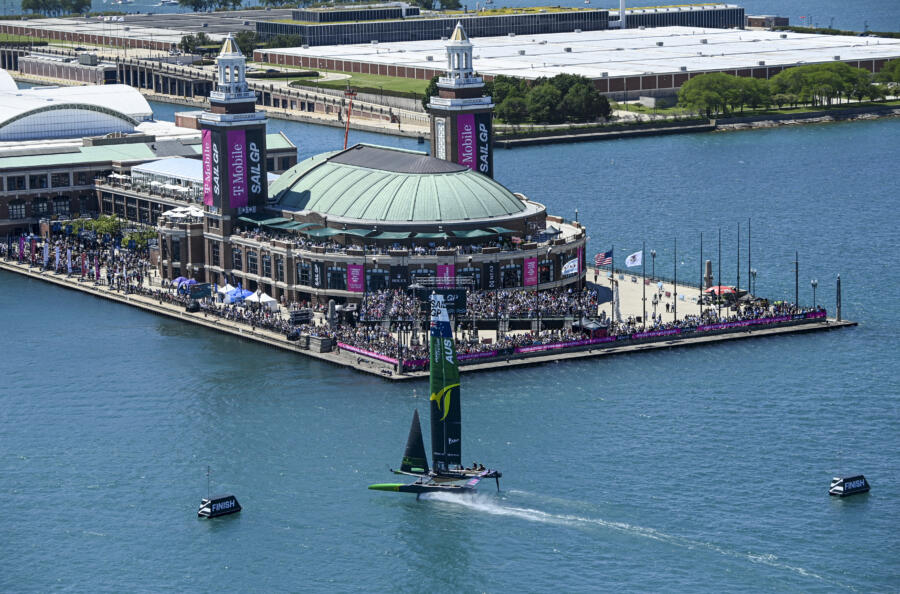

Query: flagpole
[642,240,646,327]
[717,227,722,319]
[699,231,703,319]
[736,222,741,292]
[673,237,677,323]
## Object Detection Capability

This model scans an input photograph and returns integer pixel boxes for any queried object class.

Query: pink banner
[456,114,475,171]
[515,336,617,354]
[202,129,213,206]
[338,342,398,365]
[524,257,538,287]
[347,264,364,292]
[437,264,455,288]
[226,129,247,209]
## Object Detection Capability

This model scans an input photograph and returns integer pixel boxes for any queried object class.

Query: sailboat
[369,293,501,496]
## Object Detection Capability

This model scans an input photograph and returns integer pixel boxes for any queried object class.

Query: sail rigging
[428,293,462,473]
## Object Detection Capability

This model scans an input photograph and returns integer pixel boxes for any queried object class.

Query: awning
[371,231,411,240]
[339,228,374,238]
[487,226,517,234]
[413,232,448,240]
[303,227,344,238]
[450,229,495,239]
[542,225,562,236]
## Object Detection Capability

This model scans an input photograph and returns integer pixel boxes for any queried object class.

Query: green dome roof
[270,144,528,225]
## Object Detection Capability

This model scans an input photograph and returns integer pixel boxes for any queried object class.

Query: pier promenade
[0,256,856,381]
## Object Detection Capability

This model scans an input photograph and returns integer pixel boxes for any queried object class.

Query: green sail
[428,294,461,472]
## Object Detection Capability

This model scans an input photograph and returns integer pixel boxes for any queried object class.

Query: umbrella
[704,285,736,295]
[172,276,187,285]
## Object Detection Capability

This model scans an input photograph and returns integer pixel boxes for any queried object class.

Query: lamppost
[650,249,656,280]
[811,279,818,308]
[750,268,757,296]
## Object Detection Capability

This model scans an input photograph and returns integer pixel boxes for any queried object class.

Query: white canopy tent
[216,283,236,295]
[245,291,279,312]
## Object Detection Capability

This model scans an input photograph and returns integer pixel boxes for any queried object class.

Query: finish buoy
[198,494,241,518]
[829,475,870,497]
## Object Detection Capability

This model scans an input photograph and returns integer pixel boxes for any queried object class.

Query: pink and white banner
[226,129,248,209]
[202,129,213,206]
[437,264,455,288]
[456,114,475,171]
[347,264,365,293]
[524,257,538,287]
[338,342,398,365]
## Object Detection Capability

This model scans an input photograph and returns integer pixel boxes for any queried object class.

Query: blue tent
[224,287,253,304]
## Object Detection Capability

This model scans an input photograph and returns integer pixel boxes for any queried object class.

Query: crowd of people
[360,287,601,321]
[3,236,822,368]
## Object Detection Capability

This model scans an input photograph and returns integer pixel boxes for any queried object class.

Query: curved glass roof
[273,144,529,224]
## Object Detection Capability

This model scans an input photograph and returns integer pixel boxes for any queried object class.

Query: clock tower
[426,23,495,178]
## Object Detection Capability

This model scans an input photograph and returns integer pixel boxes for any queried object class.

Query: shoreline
[0,258,857,381]
[495,104,900,147]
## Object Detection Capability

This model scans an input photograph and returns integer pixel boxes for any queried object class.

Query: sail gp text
[478,122,489,174]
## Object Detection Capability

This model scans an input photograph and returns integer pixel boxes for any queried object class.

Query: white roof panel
[264,27,900,80]
[0,84,153,126]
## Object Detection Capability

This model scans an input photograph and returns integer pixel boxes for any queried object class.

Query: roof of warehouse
[262,26,900,79]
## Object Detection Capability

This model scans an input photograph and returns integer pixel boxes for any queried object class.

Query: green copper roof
[273,144,526,224]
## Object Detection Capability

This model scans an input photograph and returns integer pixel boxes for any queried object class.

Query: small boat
[369,294,501,498]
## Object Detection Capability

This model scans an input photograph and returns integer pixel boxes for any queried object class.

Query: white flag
[562,258,578,276]
[625,250,643,268]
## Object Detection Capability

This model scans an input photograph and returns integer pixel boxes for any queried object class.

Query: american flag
[595,250,613,267]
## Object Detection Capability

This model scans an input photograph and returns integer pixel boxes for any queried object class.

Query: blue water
[3,109,900,591]
[2,0,898,32]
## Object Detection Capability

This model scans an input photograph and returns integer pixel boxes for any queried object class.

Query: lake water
[2,105,899,590]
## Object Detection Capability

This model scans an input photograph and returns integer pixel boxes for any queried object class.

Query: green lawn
[298,70,430,97]
[0,34,48,43]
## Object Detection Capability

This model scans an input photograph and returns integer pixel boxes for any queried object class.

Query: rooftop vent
[508,32,516,37]
[441,36,447,40]
[656,41,664,46]
[371,40,378,44]
[574,29,582,33]
[243,20,250,26]
[518,49,526,55]
[758,60,765,66]
[680,65,687,71]
[639,26,645,30]
[564,47,572,52]
[834,55,841,60]
[601,72,608,77]
[700,38,708,44]
[539,40,547,45]
[426,55,433,61]
[780,33,787,38]
[302,44,309,49]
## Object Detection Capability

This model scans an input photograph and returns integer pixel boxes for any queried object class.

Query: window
[279,157,293,170]
[410,268,431,283]
[262,253,271,278]
[457,266,480,289]
[33,199,49,216]
[29,174,48,189]
[208,217,220,229]
[52,198,69,216]
[327,266,346,290]
[8,201,25,219]
[501,264,522,288]
[211,243,220,267]
[247,250,258,275]
[298,261,310,285]
[75,171,91,186]
[171,239,181,262]
[365,268,389,292]
[266,157,275,171]
[7,176,25,191]
[51,173,70,188]
[232,247,243,270]
[539,260,554,284]
[275,255,284,282]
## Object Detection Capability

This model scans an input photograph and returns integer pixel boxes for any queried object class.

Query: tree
[264,34,305,49]
[439,0,462,8]
[561,83,608,121]
[875,58,900,84]
[421,75,440,110]
[525,83,563,123]
[496,96,528,126]
[678,72,734,117]
[486,75,526,106]
[234,31,258,56]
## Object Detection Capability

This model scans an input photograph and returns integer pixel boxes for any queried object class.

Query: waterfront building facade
[154,35,587,304]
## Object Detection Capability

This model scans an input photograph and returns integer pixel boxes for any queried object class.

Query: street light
[811,278,818,308]
[650,249,656,280]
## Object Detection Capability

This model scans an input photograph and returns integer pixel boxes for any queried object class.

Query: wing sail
[429,293,462,473]
[400,409,430,474]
